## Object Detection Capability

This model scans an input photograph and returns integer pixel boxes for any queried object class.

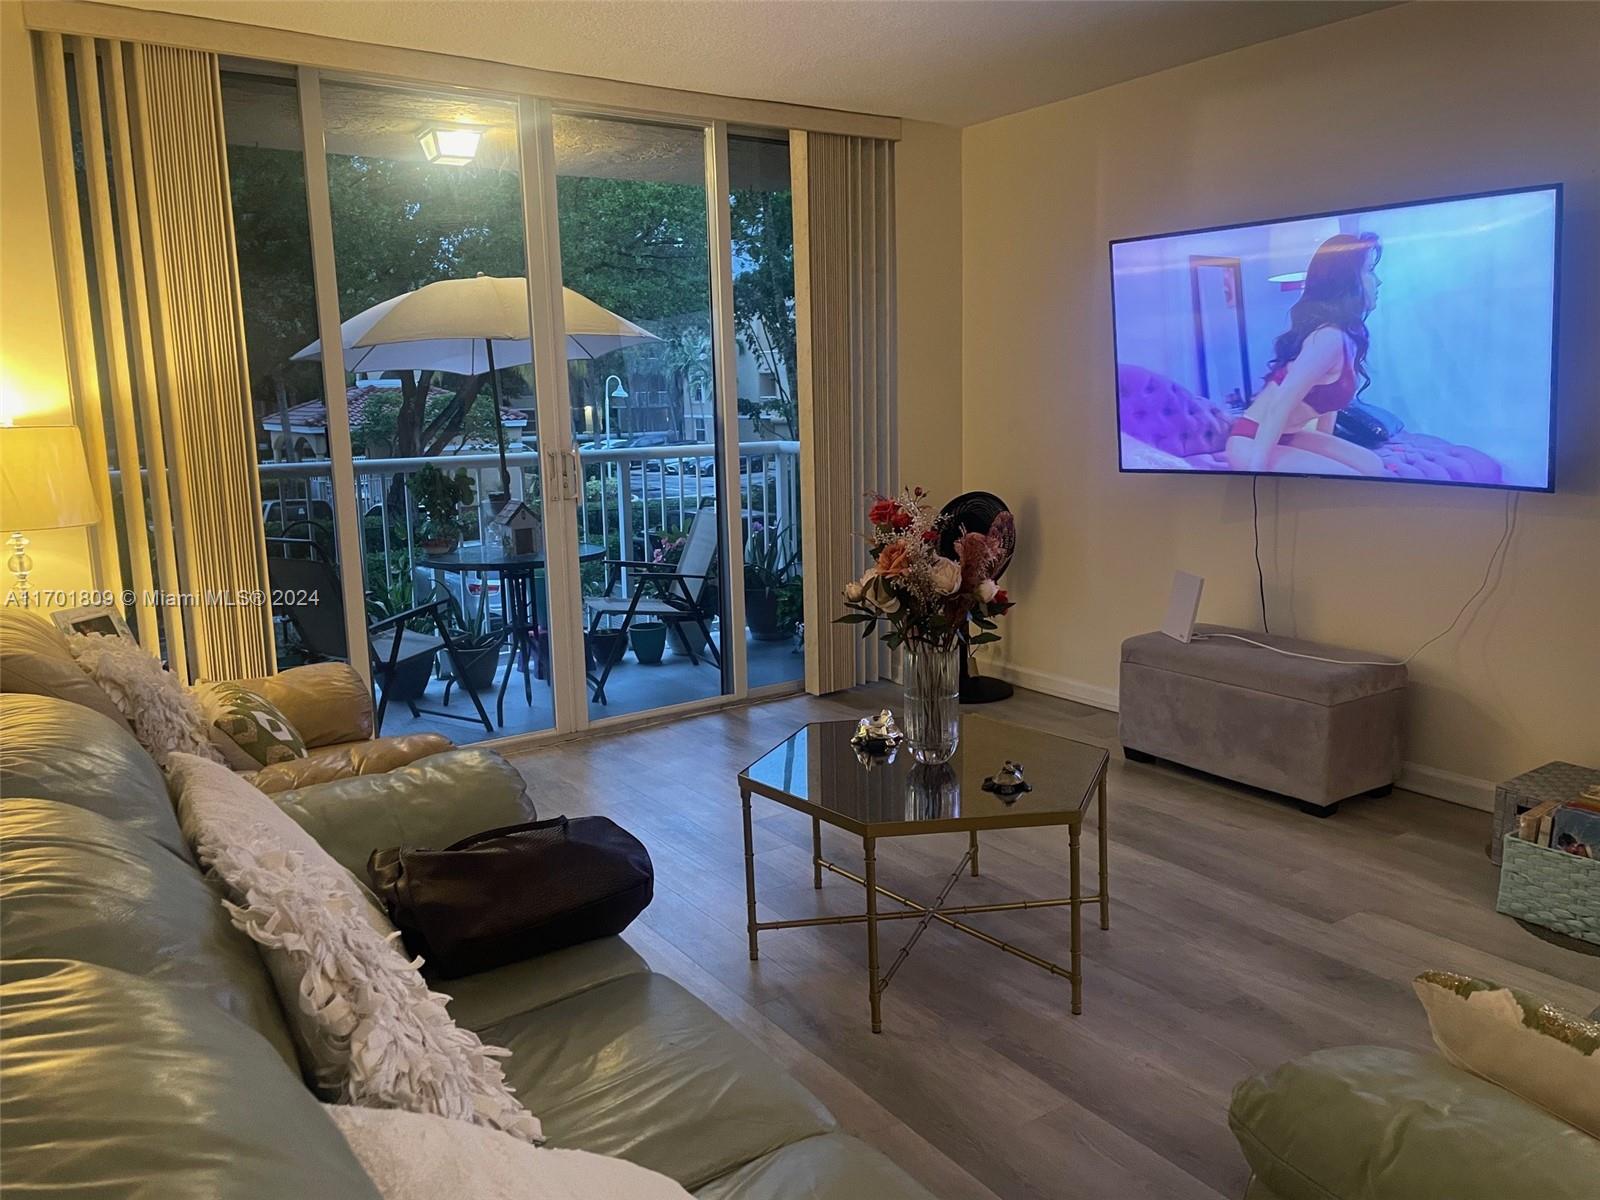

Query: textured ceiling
[109,0,1395,127]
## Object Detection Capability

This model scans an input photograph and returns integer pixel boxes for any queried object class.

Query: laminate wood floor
[509,685,1600,1200]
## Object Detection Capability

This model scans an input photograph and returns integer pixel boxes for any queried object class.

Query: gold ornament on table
[850,709,904,760]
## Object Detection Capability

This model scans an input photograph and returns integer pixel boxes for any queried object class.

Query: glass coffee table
[738,714,1110,1032]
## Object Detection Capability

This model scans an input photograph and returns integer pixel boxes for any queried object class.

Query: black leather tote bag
[368,815,653,978]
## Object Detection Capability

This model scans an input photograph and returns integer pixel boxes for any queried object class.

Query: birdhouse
[489,500,543,556]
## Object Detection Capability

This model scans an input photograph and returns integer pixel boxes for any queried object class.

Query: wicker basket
[1496,834,1600,945]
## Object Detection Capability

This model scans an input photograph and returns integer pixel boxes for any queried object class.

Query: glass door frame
[292,66,771,745]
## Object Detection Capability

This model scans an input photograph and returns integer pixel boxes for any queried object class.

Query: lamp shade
[0,424,99,531]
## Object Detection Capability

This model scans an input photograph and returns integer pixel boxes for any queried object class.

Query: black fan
[937,491,1015,704]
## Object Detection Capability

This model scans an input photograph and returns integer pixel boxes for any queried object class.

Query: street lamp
[603,374,627,442]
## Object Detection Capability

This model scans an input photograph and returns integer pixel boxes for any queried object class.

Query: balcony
[259,438,803,735]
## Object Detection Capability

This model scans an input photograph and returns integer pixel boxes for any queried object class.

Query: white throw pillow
[167,752,390,934]
[66,633,224,767]
[1413,970,1600,1137]
[325,1105,691,1200]
[169,754,539,1144]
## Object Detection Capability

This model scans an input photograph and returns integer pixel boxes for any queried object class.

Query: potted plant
[430,578,506,693]
[413,463,475,554]
[745,522,799,641]
[587,626,627,672]
[628,620,668,665]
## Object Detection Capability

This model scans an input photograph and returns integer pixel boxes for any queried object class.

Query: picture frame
[50,605,135,641]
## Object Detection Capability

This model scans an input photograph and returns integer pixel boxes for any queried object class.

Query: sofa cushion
[0,693,188,860]
[692,1133,937,1200]
[484,972,834,1190]
[0,797,298,1072]
[0,609,129,728]
[0,959,383,1200]
[271,747,535,879]
[241,661,375,748]
[185,803,539,1141]
[441,936,651,1033]
[1122,625,1406,706]
[248,732,453,793]
[1230,1046,1600,1200]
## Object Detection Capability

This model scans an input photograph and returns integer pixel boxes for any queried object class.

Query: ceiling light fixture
[418,125,483,166]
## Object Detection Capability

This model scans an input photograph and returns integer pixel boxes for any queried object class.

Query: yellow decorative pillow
[238,662,374,749]
[195,680,308,769]
[1413,970,1600,1137]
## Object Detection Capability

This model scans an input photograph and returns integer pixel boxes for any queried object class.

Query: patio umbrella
[292,275,657,494]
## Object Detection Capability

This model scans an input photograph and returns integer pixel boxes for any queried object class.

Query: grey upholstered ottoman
[1119,624,1406,814]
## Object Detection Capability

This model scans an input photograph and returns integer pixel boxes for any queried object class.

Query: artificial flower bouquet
[836,486,1014,650]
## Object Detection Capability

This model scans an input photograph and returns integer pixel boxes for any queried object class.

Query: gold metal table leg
[969,829,980,877]
[1098,772,1110,931]
[864,835,881,1033]
[1069,822,1083,1015]
[741,788,759,961]
[812,816,823,890]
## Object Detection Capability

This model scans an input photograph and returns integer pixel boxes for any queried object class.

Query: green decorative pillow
[1413,969,1600,1137]
[195,680,307,769]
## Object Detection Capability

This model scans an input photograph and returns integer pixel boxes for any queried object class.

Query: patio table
[420,542,606,726]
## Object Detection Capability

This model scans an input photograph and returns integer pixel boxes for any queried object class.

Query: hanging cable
[1252,475,1269,633]
[1202,491,1519,667]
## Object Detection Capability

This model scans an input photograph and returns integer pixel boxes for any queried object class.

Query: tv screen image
[1110,185,1560,490]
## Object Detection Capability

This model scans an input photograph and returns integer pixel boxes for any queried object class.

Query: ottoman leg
[1300,800,1340,818]
[1123,746,1158,764]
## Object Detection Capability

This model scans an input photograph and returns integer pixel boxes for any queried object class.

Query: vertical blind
[35,34,274,681]
[794,132,898,693]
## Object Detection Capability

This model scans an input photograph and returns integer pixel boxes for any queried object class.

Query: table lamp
[0,423,99,599]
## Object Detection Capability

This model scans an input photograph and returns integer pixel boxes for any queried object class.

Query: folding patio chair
[584,503,721,705]
[265,553,494,735]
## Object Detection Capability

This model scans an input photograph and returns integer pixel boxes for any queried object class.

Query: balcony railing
[257,440,800,605]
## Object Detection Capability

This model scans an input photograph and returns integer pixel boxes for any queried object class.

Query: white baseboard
[986,661,1495,812]
[1395,763,1495,812]
[987,661,1122,712]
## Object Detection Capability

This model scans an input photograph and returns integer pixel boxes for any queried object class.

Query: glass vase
[902,640,960,764]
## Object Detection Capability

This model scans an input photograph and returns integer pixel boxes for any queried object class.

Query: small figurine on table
[982,760,1032,801]
[850,709,904,765]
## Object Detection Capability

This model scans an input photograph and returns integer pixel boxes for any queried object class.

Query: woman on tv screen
[1224,233,1384,476]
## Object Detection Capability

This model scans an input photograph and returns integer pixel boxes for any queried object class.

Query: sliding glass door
[220,61,802,742]
[551,113,732,721]
[318,79,556,741]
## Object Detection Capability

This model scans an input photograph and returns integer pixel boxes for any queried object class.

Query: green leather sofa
[0,692,936,1199]
[1231,1046,1600,1200]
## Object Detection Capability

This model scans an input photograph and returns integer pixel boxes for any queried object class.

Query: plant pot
[418,528,460,555]
[745,589,794,642]
[375,650,434,704]
[628,621,668,666]
[451,635,505,692]
[587,629,627,671]
[670,621,711,657]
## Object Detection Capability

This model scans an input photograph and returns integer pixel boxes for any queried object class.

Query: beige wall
[961,2,1600,797]
[1,3,96,603]
[896,119,963,502]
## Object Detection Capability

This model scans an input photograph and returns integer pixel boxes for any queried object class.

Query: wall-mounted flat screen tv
[1110,184,1560,491]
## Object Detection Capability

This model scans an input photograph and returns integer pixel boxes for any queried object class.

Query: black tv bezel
[1108,182,1563,494]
